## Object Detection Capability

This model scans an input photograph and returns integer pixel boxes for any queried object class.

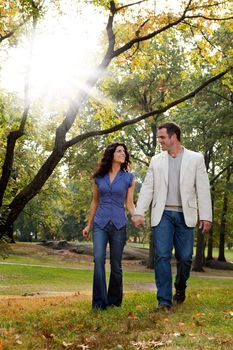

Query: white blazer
[135,148,212,227]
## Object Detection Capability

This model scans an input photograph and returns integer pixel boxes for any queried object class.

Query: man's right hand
[132,215,145,228]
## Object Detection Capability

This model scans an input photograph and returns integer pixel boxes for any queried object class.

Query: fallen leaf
[62,341,73,348]
[223,310,233,318]
[131,339,172,349]
[173,332,181,337]
[127,311,139,320]
[188,333,197,338]
[83,335,96,348]
[177,322,185,327]
[75,345,89,350]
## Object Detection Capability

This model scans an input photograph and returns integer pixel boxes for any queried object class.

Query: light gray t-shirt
[165,151,183,212]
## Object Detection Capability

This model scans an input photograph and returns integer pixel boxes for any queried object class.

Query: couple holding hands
[83,122,212,311]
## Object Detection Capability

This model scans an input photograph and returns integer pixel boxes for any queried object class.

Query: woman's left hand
[82,226,90,239]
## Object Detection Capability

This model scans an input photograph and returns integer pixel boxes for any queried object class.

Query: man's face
[157,128,175,151]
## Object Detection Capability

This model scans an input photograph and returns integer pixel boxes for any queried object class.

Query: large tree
[0,0,232,239]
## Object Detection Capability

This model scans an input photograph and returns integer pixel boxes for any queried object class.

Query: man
[132,122,212,310]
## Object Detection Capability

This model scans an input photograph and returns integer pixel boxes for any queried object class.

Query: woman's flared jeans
[92,222,126,310]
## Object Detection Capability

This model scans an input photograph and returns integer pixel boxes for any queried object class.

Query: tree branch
[113,0,232,58]
[206,89,233,103]
[0,17,37,207]
[184,0,193,14]
[210,161,233,185]
[66,68,232,147]
[0,16,31,43]
[200,30,227,57]
[113,15,186,57]
[186,1,230,11]
[116,0,146,12]
[130,154,150,166]
[186,15,233,21]
[54,2,117,148]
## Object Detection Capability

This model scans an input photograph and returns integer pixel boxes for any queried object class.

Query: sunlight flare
[0,3,106,103]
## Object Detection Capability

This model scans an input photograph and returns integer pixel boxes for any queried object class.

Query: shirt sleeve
[94,177,100,186]
[127,172,134,188]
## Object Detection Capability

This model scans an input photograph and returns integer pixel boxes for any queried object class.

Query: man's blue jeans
[92,221,127,310]
[153,210,194,306]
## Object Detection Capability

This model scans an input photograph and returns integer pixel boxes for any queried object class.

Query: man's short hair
[158,122,181,141]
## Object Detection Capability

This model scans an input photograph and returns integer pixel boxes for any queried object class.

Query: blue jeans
[153,210,194,306]
[92,221,127,309]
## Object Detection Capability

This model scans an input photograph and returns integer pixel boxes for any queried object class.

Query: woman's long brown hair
[93,142,130,178]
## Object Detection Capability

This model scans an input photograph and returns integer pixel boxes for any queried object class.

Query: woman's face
[113,145,126,164]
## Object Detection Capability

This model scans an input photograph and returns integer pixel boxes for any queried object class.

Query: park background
[0,0,233,349]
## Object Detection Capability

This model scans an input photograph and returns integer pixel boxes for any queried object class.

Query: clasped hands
[132,215,145,228]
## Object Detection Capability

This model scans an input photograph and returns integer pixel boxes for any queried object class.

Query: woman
[83,142,135,310]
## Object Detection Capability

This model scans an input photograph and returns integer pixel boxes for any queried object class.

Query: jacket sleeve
[196,155,212,222]
[134,158,154,216]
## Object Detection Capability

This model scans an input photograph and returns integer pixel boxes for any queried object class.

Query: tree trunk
[6,224,15,243]
[207,184,215,261]
[192,227,205,272]
[218,167,232,262]
[207,157,215,261]
[193,151,212,271]
[0,147,66,238]
[206,228,214,261]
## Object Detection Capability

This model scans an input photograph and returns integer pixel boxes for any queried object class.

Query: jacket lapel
[162,152,169,186]
[180,148,189,184]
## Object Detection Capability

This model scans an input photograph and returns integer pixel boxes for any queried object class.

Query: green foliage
[19,0,45,19]
[89,0,111,9]
[0,0,232,249]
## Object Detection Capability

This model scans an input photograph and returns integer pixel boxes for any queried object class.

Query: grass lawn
[1,242,92,268]
[128,243,233,262]
[0,242,232,349]
[0,286,232,349]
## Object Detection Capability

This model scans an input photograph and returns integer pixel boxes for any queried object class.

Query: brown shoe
[173,290,186,304]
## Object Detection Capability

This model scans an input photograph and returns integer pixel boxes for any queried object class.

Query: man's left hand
[199,220,212,233]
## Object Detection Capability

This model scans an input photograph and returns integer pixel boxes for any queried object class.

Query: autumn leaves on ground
[0,243,232,350]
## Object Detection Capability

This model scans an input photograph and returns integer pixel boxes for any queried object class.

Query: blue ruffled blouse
[94,170,134,229]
